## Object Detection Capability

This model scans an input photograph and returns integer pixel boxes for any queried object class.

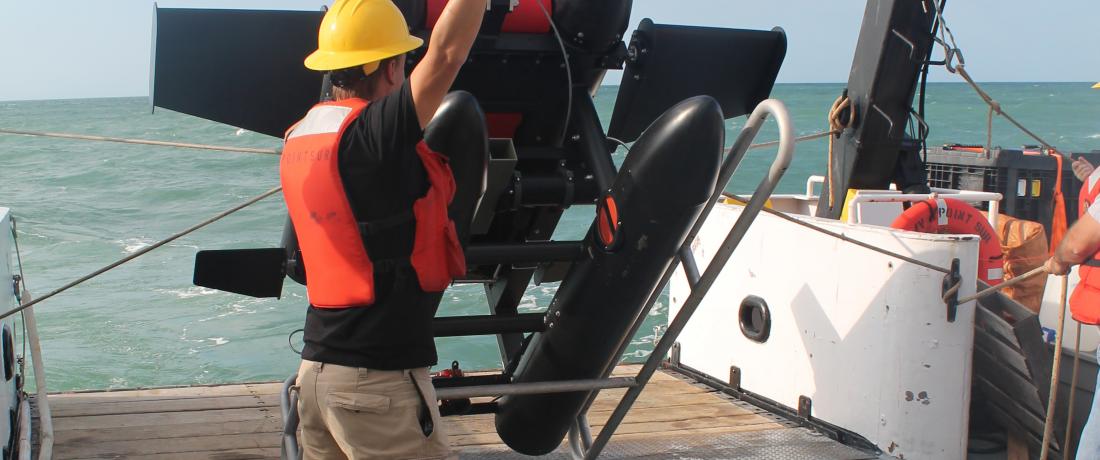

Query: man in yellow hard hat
[281,0,486,458]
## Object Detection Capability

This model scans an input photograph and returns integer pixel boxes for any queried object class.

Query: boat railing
[846,189,1003,229]
[805,174,825,198]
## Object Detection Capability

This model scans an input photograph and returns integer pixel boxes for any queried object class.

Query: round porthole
[738,296,771,343]
[2,325,14,381]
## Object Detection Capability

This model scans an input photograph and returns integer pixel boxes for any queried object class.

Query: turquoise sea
[1,83,1098,392]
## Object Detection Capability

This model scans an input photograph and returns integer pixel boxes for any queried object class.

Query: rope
[826,96,854,209]
[955,265,1049,304]
[0,186,283,322]
[0,128,281,156]
[1040,275,1070,460]
[942,281,960,304]
[985,106,994,158]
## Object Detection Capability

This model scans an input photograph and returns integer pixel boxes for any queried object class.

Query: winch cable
[747,129,840,152]
[0,186,283,322]
[0,128,281,156]
[612,129,841,155]
[726,192,951,274]
[725,192,1059,305]
[535,0,573,148]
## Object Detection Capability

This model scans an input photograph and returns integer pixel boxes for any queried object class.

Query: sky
[0,0,1097,101]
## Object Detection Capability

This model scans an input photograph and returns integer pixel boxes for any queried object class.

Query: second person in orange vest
[1046,156,1100,458]
[281,0,487,458]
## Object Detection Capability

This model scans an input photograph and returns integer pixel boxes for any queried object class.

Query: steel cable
[0,186,283,321]
[0,128,281,155]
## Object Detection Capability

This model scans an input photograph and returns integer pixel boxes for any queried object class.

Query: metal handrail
[435,377,636,400]
[806,175,825,197]
[280,375,300,460]
[582,98,796,459]
[23,306,52,460]
[846,190,1002,229]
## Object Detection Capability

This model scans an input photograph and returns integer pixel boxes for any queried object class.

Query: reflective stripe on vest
[1071,168,1100,324]
[280,99,466,308]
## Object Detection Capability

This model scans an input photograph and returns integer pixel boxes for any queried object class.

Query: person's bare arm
[1046,211,1100,275]
[410,0,485,128]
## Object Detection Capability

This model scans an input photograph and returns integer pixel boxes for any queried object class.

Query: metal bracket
[941,258,961,323]
[797,395,812,420]
[728,366,741,391]
[890,28,916,60]
[669,342,681,367]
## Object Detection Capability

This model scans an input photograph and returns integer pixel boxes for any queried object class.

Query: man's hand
[1044,257,1071,276]
[1073,156,1094,182]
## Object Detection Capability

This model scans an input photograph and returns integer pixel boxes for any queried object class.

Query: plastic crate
[925,145,1100,238]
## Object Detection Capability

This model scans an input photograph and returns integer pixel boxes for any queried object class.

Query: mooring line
[0,128,280,155]
[1,186,283,321]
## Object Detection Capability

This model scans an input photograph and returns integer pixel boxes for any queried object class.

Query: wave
[116,237,154,254]
[155,287,219,299]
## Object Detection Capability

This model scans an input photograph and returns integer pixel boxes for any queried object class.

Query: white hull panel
[670,203,979,459]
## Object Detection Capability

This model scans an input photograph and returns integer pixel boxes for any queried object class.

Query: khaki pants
[297,360,453,459]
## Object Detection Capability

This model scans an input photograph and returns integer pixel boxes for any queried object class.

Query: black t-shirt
[300,81,438,370]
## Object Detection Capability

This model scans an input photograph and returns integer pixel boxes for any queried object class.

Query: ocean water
[1,83,1098,392]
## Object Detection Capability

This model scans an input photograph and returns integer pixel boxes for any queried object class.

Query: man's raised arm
[410,0,485,128]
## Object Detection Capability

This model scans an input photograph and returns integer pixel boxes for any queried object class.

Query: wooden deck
[40,365,822,459]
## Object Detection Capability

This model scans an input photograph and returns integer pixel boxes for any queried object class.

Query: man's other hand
[1073,156,1094,182]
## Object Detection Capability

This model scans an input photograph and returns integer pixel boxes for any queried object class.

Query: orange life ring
[890,198,1004,285]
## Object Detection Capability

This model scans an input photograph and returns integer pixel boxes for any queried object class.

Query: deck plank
[53,419,283,444]
[51,394,280,418]
[43,367,793,458]
[71,448,283,460]
[54,432,281,458]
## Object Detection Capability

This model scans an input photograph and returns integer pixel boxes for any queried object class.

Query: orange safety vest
[280,98,466,308]
[1071,169,1100,324]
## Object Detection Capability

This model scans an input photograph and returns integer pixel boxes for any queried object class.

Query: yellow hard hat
[304,0,424,73]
